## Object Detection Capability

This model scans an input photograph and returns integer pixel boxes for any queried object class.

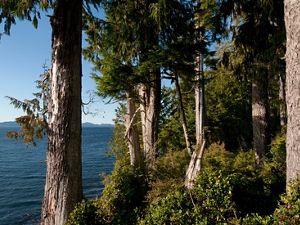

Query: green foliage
[66,200,100,225]
[6,70,49,146]
[272,180,300,224]
[192,170,238,224]
[202,143,284,216]
[205,70,252,150]
[95,159,148,225]
[139,189,193,225]
[261,132,286,200]
[147,150,190,203]
[240,214,274,225]
[202,142,235,171]
[139,169,238,225]
[158,84,195,153]
[107,104,129,161]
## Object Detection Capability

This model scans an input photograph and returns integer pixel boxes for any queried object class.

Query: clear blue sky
[0,13,117,124]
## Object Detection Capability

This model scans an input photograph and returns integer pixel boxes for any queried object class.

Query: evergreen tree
[1,1,100,224]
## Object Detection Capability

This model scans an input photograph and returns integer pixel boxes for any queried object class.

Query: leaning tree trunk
[125,93,141,166]
[252,71,269,166]
[185,54,205,189]
[284,0,300,184]
[40,1,82,224]
[139,71,161,168]
[174,72,192,155]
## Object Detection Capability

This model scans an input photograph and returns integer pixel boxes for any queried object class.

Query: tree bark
[174,72,192,155]
[279,73,287,127]
[195,54,205,146]
[185,140,205,189]
[139,71,161,168]
[252,72,269,165]
[40,1,82,224]
[125,94,141,166]
[185,53,205,189]
[284,0,300,184]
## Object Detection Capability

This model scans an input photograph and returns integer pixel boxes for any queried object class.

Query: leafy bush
[240,213,274,225]
[95,159,148,225]
[272,180,300,224]
[202,142,235,172]
[140,169,238,225]
[147,150,190,203]
[192,169,237,224]
[139,189,193,225]
[66,200,100,225]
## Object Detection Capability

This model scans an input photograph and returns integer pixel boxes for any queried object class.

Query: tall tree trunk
[195,54,205,146]
[279,73,287,127]
[284,0,300,184]
[252,72,269,165]
[139,71,161,168]
[174,72,192,155]
[41,1,82,224]
[185,54,205,189]
[125,93,141,166]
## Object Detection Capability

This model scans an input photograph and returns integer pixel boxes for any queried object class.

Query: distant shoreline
[0,121,114,128]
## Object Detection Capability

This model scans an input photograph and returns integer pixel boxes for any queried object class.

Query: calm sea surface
[0,127,114,225]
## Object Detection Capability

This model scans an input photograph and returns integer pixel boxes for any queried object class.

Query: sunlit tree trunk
[125,93,141,166]
[40,0,82,224]
[139,70,161,168]
[195,54,205,147]
[185,54,205,189]
[284,0,300,184]
[174,72,192,155]
[252,72,269,165]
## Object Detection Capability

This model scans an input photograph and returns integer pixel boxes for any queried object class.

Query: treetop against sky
[0,13,116,124]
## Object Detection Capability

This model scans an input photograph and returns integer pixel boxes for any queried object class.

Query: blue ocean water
[0,127,114,225]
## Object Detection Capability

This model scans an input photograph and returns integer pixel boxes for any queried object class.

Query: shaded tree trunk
[284,0,300,184]
[279,73,287,127]
[252,72,269,165]
[139,71,161,168]
[125,93,141,166]
[174,72,192,155]
[40,1,82,224]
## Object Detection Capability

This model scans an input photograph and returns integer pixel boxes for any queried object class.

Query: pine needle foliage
[6,69,49,146]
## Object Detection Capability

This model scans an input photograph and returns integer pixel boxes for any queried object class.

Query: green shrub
[202,143,235,172]
[240,213,274,225]
[192,169,237,224]
[66,200,100,225]
[261,132,286,197]
[95,159,148,225]
[139,189,194,225]
[147,150,190,203]
[272,180,300,225]
[140,169,238,225]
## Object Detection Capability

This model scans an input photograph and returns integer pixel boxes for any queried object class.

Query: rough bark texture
[279,73,287,127]
[174,73,192,155]
[125,94,141,166]
[285,0,300,184]
[139,71,161,168]
[252,73,269,165]
[40,1,82,224]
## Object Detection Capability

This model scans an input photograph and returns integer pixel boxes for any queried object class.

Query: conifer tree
[1,1,100,224]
